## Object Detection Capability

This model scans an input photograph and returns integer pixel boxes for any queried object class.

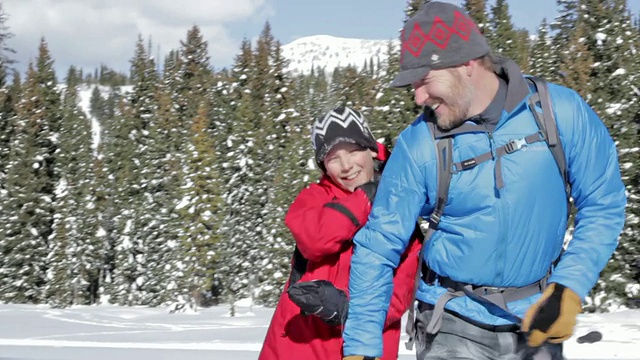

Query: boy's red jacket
[259,144,423,360]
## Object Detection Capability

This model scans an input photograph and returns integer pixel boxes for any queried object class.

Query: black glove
[357,181,379,202]
[287,280,348,326]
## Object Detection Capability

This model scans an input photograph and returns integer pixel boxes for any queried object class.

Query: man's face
[412,67,473,131]
[323,143,376,192]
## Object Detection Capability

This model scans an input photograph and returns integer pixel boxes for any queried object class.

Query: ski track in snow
[0,304,638,359]
[0,339,265,351]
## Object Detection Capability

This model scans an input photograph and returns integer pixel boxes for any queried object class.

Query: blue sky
[237,0,640,45]
[4,0,640,77]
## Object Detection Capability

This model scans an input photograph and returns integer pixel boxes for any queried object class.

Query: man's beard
[436,110,469,131]
[435,73,473,131]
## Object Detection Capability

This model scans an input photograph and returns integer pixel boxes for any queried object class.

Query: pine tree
[105,35,161,305]
[149,56,187,305]
[90,82,123,300]
[220,24,297,308]
[329,65,377,109]
[550,0,579,53]
[0,74,12,226]
[0,70,18,296]
[166,26,221,306]
[160,50,182,114]
[514,29,531,73]
[489,0,528,70]
[256,40,308,305]
[176,26,212,124]
[558,21,593,98]
[252,22,275,118]
[92,85,124,301]
[216,37,265,310]
[463,0,491,36]
[206,71,235,306]
[89,86,104,120]
[291,67,331,126]
[0,39,61,303]
[0,4,15,80]
[528,19,556,79]
[310,67,331,118]
[551,0,640,310]
[132,40,184,307]
[176,101,223,305]
[208,70,234,159]
[368,57,376,78]
[0,4,14,195]
[46,66,101,307]
[588,0,640,310]
[371,41,420,146]
[404,0,425,20]
[575,0,615,116]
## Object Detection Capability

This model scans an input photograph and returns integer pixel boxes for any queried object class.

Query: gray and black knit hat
[391,1,490,87]
[311,106,377,168]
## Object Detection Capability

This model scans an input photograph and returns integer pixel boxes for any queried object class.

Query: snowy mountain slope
[75,84,133,154]
[281,34,399,76]
[77,84,106,155]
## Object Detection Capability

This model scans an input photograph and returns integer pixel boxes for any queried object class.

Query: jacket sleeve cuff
[324,190,371,228]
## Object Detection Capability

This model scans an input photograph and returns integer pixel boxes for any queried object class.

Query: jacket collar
[426,56,531,139]
[495,56,530,113]
[318,175,353,198]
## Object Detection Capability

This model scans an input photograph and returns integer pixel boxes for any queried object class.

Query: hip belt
[420,263,548,334]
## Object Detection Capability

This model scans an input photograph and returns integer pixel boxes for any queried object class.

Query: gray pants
[415,303,563,360]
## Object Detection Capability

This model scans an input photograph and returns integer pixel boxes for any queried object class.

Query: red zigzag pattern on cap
[400,10,481,61]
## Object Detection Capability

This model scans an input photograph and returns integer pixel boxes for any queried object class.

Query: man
[341,2,626,360]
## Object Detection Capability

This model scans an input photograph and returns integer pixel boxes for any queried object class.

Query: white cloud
[2,0,273,79]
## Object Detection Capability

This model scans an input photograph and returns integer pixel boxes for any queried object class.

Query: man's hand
[343,357,380,360]
[522,283,582,347]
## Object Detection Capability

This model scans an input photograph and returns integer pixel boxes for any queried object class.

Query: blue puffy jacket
[342,60,626,358]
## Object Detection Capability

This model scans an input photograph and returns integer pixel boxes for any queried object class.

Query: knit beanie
[311,106,378,168]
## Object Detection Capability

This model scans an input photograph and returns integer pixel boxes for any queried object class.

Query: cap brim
[389,66,431,88]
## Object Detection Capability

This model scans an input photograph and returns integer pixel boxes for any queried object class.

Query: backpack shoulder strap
[526,76,570,201]
[427,122,454,232]
[406,120,453,350]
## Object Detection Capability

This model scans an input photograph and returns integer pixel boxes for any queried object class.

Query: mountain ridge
[281,34,399,76]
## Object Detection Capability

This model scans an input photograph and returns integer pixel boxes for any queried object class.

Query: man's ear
[462,60,475,77]
[370,149,378,159]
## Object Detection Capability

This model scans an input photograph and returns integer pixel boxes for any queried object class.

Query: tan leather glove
[522,283,582,347]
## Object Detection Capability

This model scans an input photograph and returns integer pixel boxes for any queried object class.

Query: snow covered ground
[0,302,638,360]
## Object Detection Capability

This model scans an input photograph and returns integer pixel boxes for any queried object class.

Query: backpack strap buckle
[426,212,442,231]
[504,138,527,154]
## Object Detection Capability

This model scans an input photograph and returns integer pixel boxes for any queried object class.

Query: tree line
[0,0,638,312]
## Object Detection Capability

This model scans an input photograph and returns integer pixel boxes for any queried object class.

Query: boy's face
[323,142,376,192]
